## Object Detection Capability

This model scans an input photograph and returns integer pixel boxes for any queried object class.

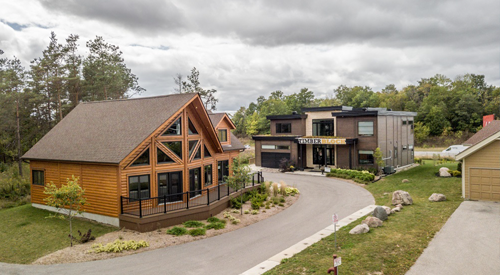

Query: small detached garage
[456,121,500,202]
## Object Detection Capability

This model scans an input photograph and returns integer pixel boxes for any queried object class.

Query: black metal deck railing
[120,171,264,218]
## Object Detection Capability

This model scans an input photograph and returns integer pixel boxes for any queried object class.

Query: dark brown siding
[270,119,305,135]
[336,117,378,169]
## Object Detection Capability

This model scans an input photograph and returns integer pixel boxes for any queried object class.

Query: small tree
[44,175,87,247]
[226,157,251,215]
[373,147,384,173]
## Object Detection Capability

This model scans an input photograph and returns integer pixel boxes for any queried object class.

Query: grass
[415,147,446,151]
[0,204,117,264]
[265,160,462,275]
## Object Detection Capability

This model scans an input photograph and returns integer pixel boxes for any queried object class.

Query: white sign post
[332,214,339,251]
[334,257,342,267]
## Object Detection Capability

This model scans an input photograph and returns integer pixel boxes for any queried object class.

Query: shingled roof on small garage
[23,93,197,164]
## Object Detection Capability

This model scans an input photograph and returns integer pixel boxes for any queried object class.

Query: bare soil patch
[33,194,299,265]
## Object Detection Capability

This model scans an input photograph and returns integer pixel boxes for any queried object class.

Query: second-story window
[313,120,334,136]
[218,129,228,142]
[276,123,291,134]
[358,121,374,136]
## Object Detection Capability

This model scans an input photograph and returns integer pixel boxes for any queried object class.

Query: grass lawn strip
[0,204,116,264]
[265,160,462,275]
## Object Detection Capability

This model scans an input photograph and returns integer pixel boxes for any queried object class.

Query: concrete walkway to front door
[406,201,500,275]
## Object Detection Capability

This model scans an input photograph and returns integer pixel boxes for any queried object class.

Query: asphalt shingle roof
[23,93,197,163]
[463,120,500,146]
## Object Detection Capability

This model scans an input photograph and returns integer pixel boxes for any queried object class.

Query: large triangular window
[162,117,182,136]
[188,118,198,135]
[204,145,212,158]
[131,148,150,166]
[163,141,182,159]
[189,140,199,157]
[193,146,201,160]
[157,148,174,164]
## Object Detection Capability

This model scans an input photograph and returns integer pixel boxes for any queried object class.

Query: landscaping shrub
[451,170,462,177]
[188,228,206,236]
[285,187,299,195]
[90,240,149,253]
[167,226,188,236]
[205,222,226,230]
[251,210,259,215]
[244,210,250,214]
[207,217,225,224]
[183,220,205,228]
[457,161,462,172]
[272,182,279,197]
[326,168,375,183]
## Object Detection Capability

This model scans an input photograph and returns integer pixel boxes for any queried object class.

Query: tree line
[232,74,500,144]
[0,32,144,174]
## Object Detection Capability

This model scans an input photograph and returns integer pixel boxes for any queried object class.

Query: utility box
[383,166,395,174]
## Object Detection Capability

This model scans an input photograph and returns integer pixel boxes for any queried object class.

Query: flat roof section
[266,114,307,120]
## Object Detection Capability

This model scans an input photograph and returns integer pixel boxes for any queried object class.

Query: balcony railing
[120,171,264,218]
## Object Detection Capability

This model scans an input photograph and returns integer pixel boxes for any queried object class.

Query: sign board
[483,114,495,127]
[332,214,338,224]
[325,167,331,173]
[334,257,342,267]
[297,138,347,145]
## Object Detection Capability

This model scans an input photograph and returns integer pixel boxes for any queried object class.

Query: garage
[469,168,500,201]
[456,121,500,202]
[261,152,290,168]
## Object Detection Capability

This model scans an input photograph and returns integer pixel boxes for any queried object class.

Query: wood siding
[463,140,500,201]
[30,160,119,217]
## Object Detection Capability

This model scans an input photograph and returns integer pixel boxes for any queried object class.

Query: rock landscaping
[402,179,410,183]
[429,193,446,202]
[439,167,451,177]
[392,190,413,205]
[349,224,370,234]
[373,206,388,221]
[362,217,383,228]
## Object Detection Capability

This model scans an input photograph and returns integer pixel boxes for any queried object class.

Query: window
[158,171,182,202]
[189,140,198,157]
[276,123,291,134]
[409,145,414,150]
[403,120,407,125]
[189,167,202,197]
[163,141,182,159]
[358,121,374,136]
[32,170,44,186]
[218,129,228,142]
[218,160,229,184]
[409,120,414,130]
[261,144,290,150]
[204,164,213,186]
[313,120,334,136]
[131,148,150,166]
[129,175,150,200]
[358,150,374,165]
[157,148,174,164]
[403,145,408,150]
[188,118,198,135]
[204,145,212,158]
[163,117,181,136]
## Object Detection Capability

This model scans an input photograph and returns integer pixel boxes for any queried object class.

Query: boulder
[396,204,403,209]
[390,207,401,214]
[392,190,413,205]
[349,224,370,234]
[362,216,383,228]
[402,179,410,183]
[373,206,388,221]
[429,193,446,202]
[439,167,451,177]
[382,206,392,215]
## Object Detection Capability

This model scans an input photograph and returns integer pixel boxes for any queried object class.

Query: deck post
[120,196,123,214]
[139,199,142,218]
[252,173,255,186]
[186,193,189,209]
[207,189,210,205]
[164,195,167,213]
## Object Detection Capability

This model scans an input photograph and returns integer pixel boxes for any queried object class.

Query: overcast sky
[1,0,499,111]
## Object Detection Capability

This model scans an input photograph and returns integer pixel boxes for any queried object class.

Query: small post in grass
[332,213,338,251]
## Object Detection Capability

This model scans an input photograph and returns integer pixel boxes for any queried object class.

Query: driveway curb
[241,204,377,275]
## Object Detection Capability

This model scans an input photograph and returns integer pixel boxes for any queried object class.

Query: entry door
[189,168,202,198]
[158,172,183,203]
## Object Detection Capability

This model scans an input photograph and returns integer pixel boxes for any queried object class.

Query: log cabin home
[23,93,252,232]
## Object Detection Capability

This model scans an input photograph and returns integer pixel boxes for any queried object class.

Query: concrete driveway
[407,201,500,275]
[0,172,374,275]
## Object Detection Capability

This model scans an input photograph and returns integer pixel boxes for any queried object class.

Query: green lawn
[266,161,463,275]
[0,204,117,264]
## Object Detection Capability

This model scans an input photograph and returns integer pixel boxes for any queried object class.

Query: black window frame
[189,167,202,197]
[276,123,292,134]
[32,170,45,186]
[358,150,375,165]
[312,119,334,136]
[218,129,228,142]
[128,174,151,200]
[158,171,183,203]
[358,121,374,137]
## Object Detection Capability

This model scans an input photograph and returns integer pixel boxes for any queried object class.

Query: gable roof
[456,121,500,160]
[463,120,500,146]
[208,112,236,129]
[23,93,197,164]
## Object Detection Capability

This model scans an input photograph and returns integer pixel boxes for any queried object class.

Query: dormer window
[218,129,228,142]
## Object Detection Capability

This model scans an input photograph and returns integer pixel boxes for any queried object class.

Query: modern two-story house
[23,93,248,231]
[253,106,417,171]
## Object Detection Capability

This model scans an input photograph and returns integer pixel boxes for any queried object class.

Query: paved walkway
[407,201,500,275]
[0,172,374,275]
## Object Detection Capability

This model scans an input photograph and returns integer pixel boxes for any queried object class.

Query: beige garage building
[456,121,500,201]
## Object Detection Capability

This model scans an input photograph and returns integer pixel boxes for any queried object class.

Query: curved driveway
[1,172,374,275]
